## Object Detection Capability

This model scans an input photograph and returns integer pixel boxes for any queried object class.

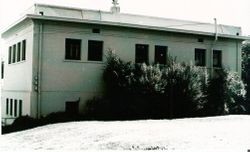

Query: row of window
[65,39,103,61]
[66,39,222,67]
[195,49,222,67]
[65,39,168,64]
[8,40,26,64]
[6,98,23,117]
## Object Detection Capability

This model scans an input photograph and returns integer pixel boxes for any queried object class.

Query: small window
[6,98,9,115]
[198,38,204,42]
[8,46,12,64]
[10,99,13,116]
[155,45,167,64]
[92,28,100,33]
[1,61,4,79]
[195,48,206,66]
[17,42,21,62]
[22,40,26,61]
[213,50,222,67]
[65,38,81,60]
[19,100,22,116]
[12,44,16,63]
[14,99,17,117]
[88,40,103,61]
[135,44,149,63]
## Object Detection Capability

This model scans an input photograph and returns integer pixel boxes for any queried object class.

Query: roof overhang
[2,14,250,41]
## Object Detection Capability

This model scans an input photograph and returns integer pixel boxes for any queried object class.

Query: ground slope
[1,115,250,151]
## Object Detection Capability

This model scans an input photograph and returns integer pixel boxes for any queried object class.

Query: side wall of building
[38,21,241,116]
[1,19,35,124]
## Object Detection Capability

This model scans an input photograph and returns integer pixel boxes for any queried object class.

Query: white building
[1,2,248,124]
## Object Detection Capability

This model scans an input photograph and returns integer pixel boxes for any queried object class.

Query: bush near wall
[85,52,246,120]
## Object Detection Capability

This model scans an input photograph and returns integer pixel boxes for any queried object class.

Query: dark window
[22,40,26,61]
[92,28,100,33]
[1,61,4,79]
[198,38,204,42]
[6,98,9,115]
[14,99,17,117]
[195,48,206,66]
[10,99,13,116]
[17,42,21,62]
[88,40,103,61]
[155,45,167,64]
[19,100,22,116]
[13,44,16,63]
[65,98,80,115]
[135,44,149,63]
[65,38,81,60]
[213,50,222,67]
[8,46,12,64]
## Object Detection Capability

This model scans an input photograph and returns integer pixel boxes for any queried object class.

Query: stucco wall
[1,19,35,120]
[38,21,241,116]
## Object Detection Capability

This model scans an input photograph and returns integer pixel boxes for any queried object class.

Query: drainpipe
[37,22,43,118]
[210,18,218,77]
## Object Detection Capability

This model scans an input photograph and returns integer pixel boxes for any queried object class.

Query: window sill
[63,60,104,64]
[8,60,26,65]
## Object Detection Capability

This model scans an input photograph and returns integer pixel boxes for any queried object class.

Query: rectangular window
[1,61,4,79]
[10,99,13,116]
[14,99,17,117]
[22,40,26,61]
[17,42,21,62]
[8,46,12,64]
[88,40,103,61]
[195,48,206,66]
[213,50,222,67]
[155,45,167,64]
[6,98,9,115]
[135,44,149,63]
[13,44,16,63]
[19,100,22,116]
[65,38,81,60]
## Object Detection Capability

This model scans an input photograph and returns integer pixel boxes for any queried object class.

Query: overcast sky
[0,0,250,48]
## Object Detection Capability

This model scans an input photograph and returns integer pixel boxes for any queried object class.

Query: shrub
[86,52,207,119]
[204,69,246,115]
[2,116,39,134]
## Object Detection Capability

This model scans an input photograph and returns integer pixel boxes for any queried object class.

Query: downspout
[37,21,43,118]
[210,18,218,77]
[236,41,239,73]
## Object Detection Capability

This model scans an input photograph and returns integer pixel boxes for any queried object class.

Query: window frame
[135,44,149,64]
[17,42,21,62]
[10,99,13,116]
[88,40,103,61]
[19,100,22,116]
[195,48,206,67]
[8,46,12,64]
[14,99,17,117]
[65,38,81,60]
[155,45,168,65]
[22,40,26,61]
[12,44,16,63]
[6,98,9,115]
[213,50,222,68]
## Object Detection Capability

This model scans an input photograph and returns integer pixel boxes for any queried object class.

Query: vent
[198,38,204,43]
[92,28,100,33]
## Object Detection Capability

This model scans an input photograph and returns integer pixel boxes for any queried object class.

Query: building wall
[38,21,242,116]
[1,19,35,122]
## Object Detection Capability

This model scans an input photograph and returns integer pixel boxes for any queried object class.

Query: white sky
[0,0,250,55]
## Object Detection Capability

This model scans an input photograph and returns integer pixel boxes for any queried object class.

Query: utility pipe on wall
[37,21,43,118]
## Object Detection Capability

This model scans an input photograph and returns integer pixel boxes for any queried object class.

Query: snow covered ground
[1,115,250,152]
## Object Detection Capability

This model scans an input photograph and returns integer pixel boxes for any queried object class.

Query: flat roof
[2,3,250,40]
